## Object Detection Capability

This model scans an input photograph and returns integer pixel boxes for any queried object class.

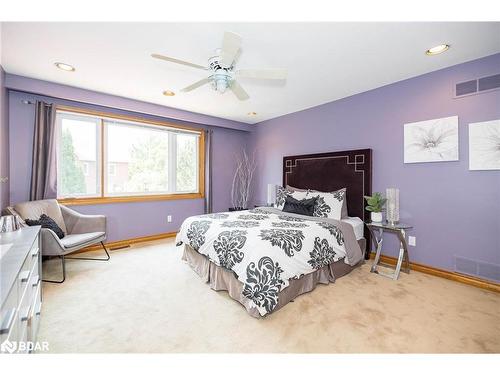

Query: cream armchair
[6,199,109,283]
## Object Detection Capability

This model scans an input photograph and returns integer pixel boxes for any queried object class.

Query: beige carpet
[38,239,500,353]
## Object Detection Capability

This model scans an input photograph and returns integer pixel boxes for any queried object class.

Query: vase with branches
[230,150,256,211]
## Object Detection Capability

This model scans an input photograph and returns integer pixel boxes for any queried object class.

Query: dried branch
[231,149,256,209]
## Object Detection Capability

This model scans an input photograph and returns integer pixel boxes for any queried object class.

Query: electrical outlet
[408,236,416,246]
[167,215,172,223]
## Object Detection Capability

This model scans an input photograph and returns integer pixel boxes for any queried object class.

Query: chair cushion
[60,232,105,249]
[14,199,67,234]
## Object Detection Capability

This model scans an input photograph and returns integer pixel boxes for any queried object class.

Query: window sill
[58,193,204,206]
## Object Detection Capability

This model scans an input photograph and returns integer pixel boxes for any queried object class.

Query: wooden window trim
[58,193,204,206]
[56,105,205,206]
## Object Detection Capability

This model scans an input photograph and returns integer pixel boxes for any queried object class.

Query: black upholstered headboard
[283,149,372,256]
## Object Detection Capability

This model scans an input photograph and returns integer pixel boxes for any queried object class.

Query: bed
[176,149,372,317]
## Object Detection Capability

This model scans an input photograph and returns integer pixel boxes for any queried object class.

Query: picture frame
[404,116,459,164]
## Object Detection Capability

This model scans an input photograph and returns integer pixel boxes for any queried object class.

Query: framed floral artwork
[404,116,459,163]
[469,119,500,170]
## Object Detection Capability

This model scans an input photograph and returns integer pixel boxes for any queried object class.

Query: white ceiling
[2,22,500,125]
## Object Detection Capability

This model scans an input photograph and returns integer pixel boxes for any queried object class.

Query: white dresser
[0,226,42,354]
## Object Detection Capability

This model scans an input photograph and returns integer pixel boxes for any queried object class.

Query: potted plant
[230,150,256,211]
[364,192,386,222]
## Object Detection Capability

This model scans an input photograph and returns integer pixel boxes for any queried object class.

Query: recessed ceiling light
[54,62,75,72]
[247,111,257,116]
[163,90,175,97]
[425,44,450,56]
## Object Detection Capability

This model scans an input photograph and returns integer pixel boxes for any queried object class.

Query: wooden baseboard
[74,232,177,254]
[370,253,500,293]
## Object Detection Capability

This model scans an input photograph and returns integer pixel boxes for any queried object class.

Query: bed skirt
[181,242,364,318]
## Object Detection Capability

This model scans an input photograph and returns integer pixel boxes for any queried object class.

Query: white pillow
[275,186,308,210]
[307,188,346,220]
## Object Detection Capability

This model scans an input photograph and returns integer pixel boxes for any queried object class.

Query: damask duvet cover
[176,207,363,316]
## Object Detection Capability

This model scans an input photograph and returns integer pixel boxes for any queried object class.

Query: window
[176,133,199,192]
[82,162,89,176]
[56,113,101,198]
[56,107,204,204]
[108,163,116,177]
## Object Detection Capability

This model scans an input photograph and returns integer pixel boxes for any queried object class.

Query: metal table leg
[369,227,410,280]
[370,228,383,274]
[392,229,411,280]
[397,229,410,275]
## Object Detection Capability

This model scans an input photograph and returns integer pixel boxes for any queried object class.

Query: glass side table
[366,221,413,280]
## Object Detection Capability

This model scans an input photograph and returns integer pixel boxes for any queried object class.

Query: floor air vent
[455,73,500,98]
[454,255,500,282]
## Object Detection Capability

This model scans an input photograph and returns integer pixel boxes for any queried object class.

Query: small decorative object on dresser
[364,192,386,223]
[386,188,400,225]
[0,226,42,353]
[0,215,22,233]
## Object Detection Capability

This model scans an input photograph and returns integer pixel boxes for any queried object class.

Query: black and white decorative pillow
[275,186,308,210]
[307,188,347,220]
[25,214,65,239]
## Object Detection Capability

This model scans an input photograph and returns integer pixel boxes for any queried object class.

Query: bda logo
[1,339,17,354]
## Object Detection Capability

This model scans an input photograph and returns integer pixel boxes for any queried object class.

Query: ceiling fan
[152,31,287,101]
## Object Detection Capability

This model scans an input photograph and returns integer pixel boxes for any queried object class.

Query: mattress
[341,216,365,240]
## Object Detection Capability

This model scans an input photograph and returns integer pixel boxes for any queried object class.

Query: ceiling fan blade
[220,31,242,67]
[151,53,207,70]
[181,78,212,92]
[230,80,250,101]
[235,69,287,80]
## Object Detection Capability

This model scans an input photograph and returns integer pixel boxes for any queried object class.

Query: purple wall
[8,90,250,242]
[5,74,249,132]
[5,53,500,275]
[250,53,500,273]
[0,66,9,210]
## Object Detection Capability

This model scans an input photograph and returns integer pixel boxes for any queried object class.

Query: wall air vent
[454,73,500,98]
[454,255,500,283]
[478,73,500,91]
[456,80,477,96]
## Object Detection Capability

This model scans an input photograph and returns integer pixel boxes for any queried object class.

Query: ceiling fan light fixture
[162,90,175,97]
[216,80,228,93]
[425,44,450,55]
[54,62,75,72]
